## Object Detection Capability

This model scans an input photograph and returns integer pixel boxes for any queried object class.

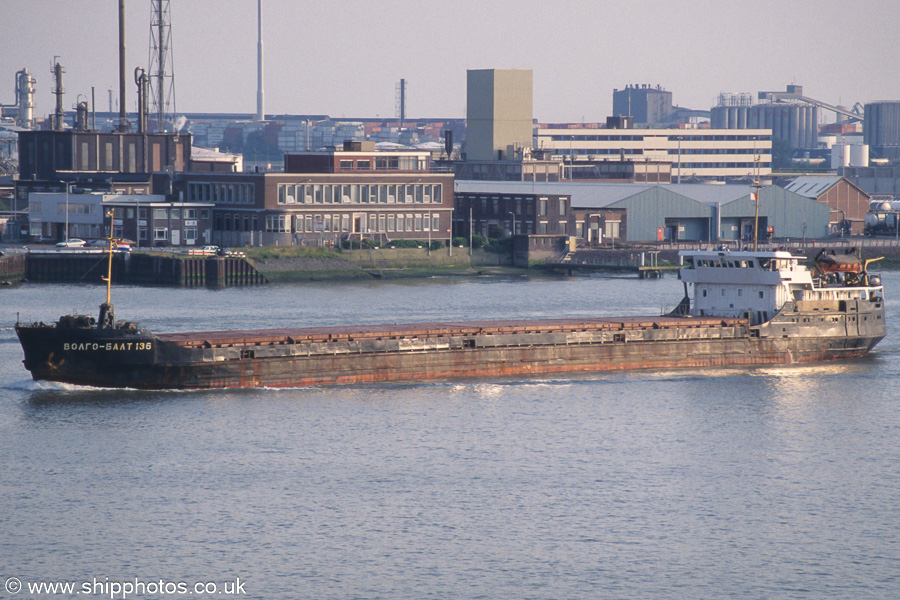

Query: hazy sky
[3,0,900,124]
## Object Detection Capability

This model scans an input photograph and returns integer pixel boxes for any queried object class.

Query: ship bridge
[679,250,812,323]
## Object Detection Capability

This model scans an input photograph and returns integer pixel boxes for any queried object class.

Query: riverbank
[246,246,529,282]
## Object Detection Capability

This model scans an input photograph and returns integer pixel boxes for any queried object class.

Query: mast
[753,152,761,251]
[256,0,264,121]
[99,210,116,328]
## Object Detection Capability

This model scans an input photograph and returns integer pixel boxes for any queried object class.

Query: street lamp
[62,181,72,244]
[676,136,683,184]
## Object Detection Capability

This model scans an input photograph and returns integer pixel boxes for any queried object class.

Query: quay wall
[0,253,26,284]
[22,253,267,287]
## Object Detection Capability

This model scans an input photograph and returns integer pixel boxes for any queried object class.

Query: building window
[356,160,370,170]
[339,160,353,171]
[153,208,167,220]
[539,199,548,216]
[387,214,395,232]
[154,228,168,241]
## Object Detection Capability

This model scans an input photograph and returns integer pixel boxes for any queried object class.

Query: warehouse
[454,181,830,244]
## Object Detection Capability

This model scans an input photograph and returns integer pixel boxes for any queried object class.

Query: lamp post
[676,136,683,184]
[63,182,72,244]
[469,204,473,257]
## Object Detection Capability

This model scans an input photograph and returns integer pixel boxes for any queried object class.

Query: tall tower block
[466,69,533,161]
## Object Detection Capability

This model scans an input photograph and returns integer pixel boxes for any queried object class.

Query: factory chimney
[256,0,265,121]
[117,0,129,131]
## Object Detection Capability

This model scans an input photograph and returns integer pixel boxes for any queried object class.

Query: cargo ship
[15,248,886,390]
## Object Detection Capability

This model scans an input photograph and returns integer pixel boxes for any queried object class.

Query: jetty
[544,250,679,278]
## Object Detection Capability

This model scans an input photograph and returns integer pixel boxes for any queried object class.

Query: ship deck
[157,315,749,349]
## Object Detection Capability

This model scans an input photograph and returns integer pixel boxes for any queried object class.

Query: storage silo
[710,106,728,128]
[864,101,900,160]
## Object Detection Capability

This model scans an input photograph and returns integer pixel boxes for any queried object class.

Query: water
[2,273,900,600]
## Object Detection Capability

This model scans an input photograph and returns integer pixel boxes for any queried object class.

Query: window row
[278,183,443,205]
[266,213,444,234]
[187,183,255,204]
[675,162,772,169]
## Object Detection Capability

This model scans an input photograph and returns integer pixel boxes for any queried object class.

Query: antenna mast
[753,152,761,251]
[256,0,265,121]
[149,0,176,132]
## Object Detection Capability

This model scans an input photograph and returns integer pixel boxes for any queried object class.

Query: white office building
[535,127,773,182]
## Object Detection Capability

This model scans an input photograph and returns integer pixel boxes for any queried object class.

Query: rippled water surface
[2,273,899,599]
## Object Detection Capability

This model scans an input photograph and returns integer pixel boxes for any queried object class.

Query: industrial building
[782,176,870,235]
[613,85,672,124]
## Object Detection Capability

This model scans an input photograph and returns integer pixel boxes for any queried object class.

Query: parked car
[56,239,86,248]
[188,245,220,255]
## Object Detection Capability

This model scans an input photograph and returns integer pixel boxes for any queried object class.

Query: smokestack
[118,0,129,131]
[256,0,264,121]
[51,60,65,131]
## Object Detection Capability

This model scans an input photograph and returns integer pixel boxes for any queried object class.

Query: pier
[544,250,680,278]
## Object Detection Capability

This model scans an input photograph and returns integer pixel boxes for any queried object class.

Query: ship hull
[15,305,885,390]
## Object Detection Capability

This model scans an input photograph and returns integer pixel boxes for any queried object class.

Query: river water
[2,273,899,600]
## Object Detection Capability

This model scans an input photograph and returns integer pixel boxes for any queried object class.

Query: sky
[3,0,900,124]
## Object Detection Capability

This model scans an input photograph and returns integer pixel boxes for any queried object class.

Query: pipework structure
[149,0,176,132]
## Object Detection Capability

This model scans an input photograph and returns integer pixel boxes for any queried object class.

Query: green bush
[471,234,488,249]
[341,238,384,249]
[428,240,445,251]
[485,237,513,253]
[386,239,421,249]
[452,236,469,247]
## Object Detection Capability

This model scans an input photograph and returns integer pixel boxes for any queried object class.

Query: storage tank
[849,144,869,167]
[831,144,850,169]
